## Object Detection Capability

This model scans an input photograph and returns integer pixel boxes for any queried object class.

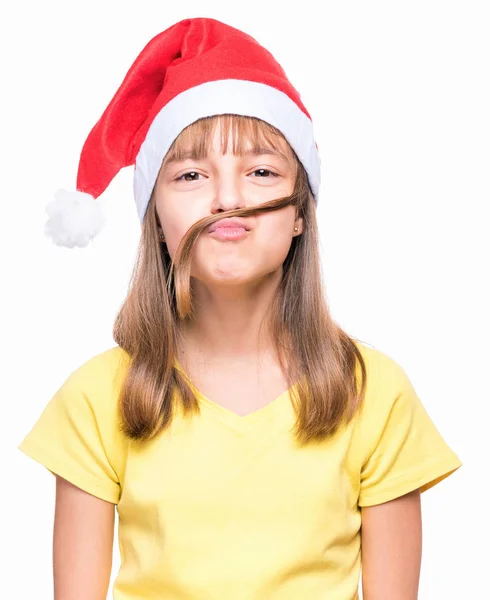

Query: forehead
[161,115,296,168]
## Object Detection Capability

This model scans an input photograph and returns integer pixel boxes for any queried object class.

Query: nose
[211,172,246,214]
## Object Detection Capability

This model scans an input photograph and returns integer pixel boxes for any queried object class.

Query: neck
[178,270,282,363]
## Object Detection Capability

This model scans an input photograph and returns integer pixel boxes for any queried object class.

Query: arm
[361,488,422,600]
[53,476,115,600]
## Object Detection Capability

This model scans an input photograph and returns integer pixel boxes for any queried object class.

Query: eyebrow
[243,147,291,163]
[162,146,291,168]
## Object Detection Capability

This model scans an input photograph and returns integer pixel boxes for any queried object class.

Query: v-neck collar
[173,357,297,428]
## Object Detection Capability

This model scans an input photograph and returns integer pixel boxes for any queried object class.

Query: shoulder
[351,340,420,435]
[352,340,426,448]
[65,345,131,395]
[55,345,132,428]
[19,345,131,502]
[352,341,462,503]
[353,339,412,399]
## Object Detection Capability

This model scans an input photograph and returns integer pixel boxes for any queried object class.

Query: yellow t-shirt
[18,342,462,600]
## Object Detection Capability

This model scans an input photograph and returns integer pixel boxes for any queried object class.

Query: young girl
[18,17,462,600]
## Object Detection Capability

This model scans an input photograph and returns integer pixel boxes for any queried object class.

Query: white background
[2,1,487,598]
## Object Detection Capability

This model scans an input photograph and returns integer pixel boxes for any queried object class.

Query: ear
[294,214,304,236]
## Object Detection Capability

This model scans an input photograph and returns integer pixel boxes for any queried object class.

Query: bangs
[162,115,297,168]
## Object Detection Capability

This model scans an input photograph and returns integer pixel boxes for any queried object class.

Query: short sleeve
[17,349,128,504]
[357,351,462,507]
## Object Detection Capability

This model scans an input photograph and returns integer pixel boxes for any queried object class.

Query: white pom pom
[44,189,107,248]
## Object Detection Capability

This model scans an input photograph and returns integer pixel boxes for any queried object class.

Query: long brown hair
[113,115,367,446]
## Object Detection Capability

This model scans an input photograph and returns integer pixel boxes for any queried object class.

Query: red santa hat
[46,17,321,248]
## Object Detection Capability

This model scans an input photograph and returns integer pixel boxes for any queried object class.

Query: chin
[201,271,254,286]
[193,261,282,288]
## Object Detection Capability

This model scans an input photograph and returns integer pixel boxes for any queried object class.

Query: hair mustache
[167,191,299,318]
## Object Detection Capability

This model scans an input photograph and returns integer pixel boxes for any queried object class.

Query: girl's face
[153,122,303,287]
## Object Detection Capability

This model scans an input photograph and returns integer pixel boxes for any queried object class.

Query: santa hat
[46,17,321,248]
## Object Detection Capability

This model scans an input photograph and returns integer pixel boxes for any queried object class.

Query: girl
[18,17,462,600]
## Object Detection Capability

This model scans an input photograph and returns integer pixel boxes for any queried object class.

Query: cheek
[164,226,187,259]
[157,206,200,259]
[256,229,294,265]
[261,208,295,243]
[255,213,296,262]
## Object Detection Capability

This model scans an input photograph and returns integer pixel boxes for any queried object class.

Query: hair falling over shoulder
[113,115,367,446]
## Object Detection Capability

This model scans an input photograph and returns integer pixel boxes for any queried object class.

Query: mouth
[208,217,250,232]
[208,217,251,241]
[209,226,249,241]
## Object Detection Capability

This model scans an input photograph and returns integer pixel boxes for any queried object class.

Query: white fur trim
[133,79,320,222]
[45,189,107,248]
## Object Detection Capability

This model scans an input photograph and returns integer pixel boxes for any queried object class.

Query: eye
[176,171,203,182]
[249,169,279,178]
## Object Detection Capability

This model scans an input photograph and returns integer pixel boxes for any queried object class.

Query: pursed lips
[208,218,251,233]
